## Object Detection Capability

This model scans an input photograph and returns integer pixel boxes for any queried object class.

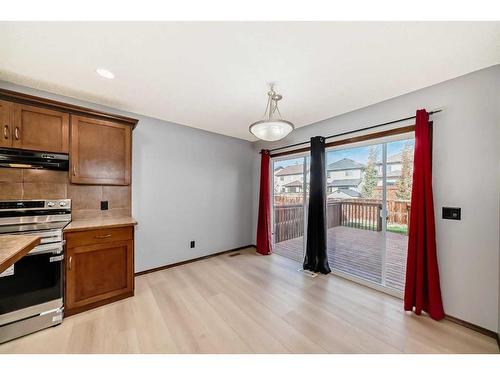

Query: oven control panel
[0,199,71,210]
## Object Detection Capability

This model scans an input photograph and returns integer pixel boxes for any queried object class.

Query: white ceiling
[0,22,499,141]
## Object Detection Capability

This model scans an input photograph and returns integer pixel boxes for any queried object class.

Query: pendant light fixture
[249,85,294,141]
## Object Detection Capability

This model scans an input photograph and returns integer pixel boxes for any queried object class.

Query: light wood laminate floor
[0,247,498,353]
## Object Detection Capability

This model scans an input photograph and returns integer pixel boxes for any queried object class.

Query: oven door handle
[27,242,64,256]
[49,254,64,263]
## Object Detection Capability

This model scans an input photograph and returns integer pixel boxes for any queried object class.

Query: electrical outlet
[100,201,108,210]
[190,241,195,248]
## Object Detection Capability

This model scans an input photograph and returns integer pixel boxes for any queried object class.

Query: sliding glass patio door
[271,133,414,296]
[272,155,309,262]
[325,134,414,295]
[382,138,414,292]
[326,143,384,286]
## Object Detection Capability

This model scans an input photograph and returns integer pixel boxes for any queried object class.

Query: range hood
[0,148,69,171]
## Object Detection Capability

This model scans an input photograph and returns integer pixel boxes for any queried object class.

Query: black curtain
[303,136,331,274]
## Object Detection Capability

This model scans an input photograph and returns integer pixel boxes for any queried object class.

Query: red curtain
[404,109,445,320]
[256,150,272,255]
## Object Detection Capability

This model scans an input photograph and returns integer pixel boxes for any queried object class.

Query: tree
[395,141,414,200]
[362,146,378,198]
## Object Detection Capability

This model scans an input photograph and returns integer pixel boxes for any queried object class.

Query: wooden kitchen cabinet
[12,103,69,153]
[64,226,134,316]
[70,115,131,185]
[0,100,13,148]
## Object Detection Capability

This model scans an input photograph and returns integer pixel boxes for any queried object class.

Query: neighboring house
[283,180,303,193]
[327,179,362,199]
[274,165,284,175]
[274,164,306,193]
[376,152,402,186]
[327,158,365,181]
[275,154,404,198]
[328,187,362,199]
[326,158,365,197]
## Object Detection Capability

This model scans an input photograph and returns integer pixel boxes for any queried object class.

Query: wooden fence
[387,200,411,225]
[339,200,382,231]
[273,199,410,243]
[273,204,304,243]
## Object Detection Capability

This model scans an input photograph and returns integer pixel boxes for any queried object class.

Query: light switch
[442,207,461,220]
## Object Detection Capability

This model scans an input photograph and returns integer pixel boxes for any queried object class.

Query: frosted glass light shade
[249,120,294,141]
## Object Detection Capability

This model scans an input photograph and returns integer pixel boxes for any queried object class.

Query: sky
[274,139,414,169]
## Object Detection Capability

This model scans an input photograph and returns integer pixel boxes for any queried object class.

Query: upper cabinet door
[70,115,131,185]
[13,104,69,153]
[0,100,13,148]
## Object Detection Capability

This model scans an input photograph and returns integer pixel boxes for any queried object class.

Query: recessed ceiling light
[96,68,115,79]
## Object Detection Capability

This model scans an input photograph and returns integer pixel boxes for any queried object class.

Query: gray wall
[0,80,256,273]
[254,64,500,332]
[131,116,255,272]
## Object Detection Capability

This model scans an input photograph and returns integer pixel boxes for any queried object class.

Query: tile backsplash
[0,168,131,220]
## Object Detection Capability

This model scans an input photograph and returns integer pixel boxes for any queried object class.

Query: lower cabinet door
[65,240,134,312]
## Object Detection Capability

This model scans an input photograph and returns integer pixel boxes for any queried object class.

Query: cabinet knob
[68,256,72,271]
[3,125,9,140]
[14,127,20,140]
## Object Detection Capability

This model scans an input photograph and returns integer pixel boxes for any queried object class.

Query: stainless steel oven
[0,199,71,344]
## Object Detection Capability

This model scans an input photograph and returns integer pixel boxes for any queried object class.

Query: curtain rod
[267,109,442,154]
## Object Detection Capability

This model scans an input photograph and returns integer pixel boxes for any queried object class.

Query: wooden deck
[273,226,408,293]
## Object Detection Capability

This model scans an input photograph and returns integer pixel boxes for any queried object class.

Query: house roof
[339,188,362,197]
[328,178,362,187]
[283,180,303,188]
[328,188,362,198]
[275,164,305,176]
[376,152,403,165]
[327,158,365,171]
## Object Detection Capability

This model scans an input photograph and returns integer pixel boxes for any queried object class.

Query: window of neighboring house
[345,170,354,177]
[280,176,284,181]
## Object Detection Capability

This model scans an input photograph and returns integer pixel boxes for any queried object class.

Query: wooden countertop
[0,235,41,274]
[63,217,137,233]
